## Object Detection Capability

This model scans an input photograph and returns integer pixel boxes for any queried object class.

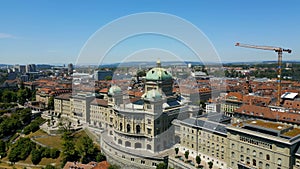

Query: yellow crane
[235,42,292,106]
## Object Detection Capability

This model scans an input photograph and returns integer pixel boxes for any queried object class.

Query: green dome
[146,67,172,81]
[108,85,122,95]
[144,89,162,100]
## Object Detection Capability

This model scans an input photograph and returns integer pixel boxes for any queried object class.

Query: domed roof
[146,67,172,81]
[144,89,162,100]
[108,85,122,95]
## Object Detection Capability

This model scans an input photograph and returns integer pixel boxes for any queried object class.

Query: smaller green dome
[146,68,172,81]
[144,89,162,100]
[108,85,122,95]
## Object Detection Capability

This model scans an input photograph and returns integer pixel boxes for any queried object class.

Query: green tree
[0,140,6,158]
[48,96,54,110]
[108,164,120,169]
[174,147,179,157]
[2,90,17,103]
[184,150,189,161]
[43,164,56,169]
[208,161,213,169]
[105,76,112,81]
[31,149,42,165]
[62,140,79,165]
[76,136,96,163]
[50,148,60,159]
[17,89,27,105]
[8,138,35,163]
[20,81,25,90]
[156,162,167,169]
[96,153,106,162]
[196,155,201,167]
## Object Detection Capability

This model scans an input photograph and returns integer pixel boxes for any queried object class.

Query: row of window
[239,136,272,149]
[104,145,158,166]
[183,131,225,143]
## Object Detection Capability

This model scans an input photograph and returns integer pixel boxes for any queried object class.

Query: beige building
[97,61,194,168]
[90,98,110,129]
[175,112,230,169]
[54,93,72,117]
[227,120,300,169]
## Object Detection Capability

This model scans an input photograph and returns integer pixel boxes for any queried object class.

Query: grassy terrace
[0,129,92,168]
[245,120,290,130]
[283,128,300,137]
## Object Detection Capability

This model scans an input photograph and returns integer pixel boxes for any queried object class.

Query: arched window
[135,142,141,149]
[240,146,244,152]
[120,123,123,131]
[125,141,131,147]
[118,139,122,145]
[259,161,263,168]
[231,152,235,158]
[266,154,270,161]
[246,157,250,165]
[136,125,141,134]
[240,155,244,162]
[278,158,282,166]
[127,124,131,133]
[253,159,256,166]
[253,150,256,157]
[147,144,151,150]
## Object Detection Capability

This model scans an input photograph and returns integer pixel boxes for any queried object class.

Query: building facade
[227,120,300,169]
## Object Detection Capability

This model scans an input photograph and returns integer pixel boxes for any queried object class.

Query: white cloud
[0,33,15,39]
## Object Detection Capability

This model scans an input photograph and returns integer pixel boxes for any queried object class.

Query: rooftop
[231,119,300,141]
[181,114,228,135]
[283,128,300,137]
[245,120,290,131]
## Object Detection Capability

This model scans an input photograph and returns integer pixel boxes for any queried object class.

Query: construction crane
[235,42,292,106]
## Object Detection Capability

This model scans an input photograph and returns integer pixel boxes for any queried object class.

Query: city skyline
[0,0,299,64]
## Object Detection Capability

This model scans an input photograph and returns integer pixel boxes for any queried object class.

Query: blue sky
[0,0,299,64]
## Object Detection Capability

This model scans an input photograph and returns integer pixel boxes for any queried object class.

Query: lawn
[0,129,93,169]
[39,155,62,166]
[34,135,63,150]
[28,129,48,138]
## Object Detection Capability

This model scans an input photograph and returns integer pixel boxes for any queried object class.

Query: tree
[184,150,189,161]
[156,163,167,169]
[174,147,179,157]
[1,90,17,103]
[62,140,79,164]
[96,153,106,162]
[8,137,35,162]
[208,161,213,169]
[105,76,112,81]
[0,140,6,158]
[76,136,96,163]
[31,149,42,165]
[50,148,60,159]
[17,89,27,105]
[43,164,56,169]
[108,164,120,169]
[196,155,201,167]
[48,96,54,110]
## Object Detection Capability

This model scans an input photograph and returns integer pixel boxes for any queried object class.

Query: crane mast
[235,43,292,106]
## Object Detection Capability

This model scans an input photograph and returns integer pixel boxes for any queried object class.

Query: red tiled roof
[99,88,108,93]
[235,105,300,124]
[92,161,110,169]
[91,98,108,107]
